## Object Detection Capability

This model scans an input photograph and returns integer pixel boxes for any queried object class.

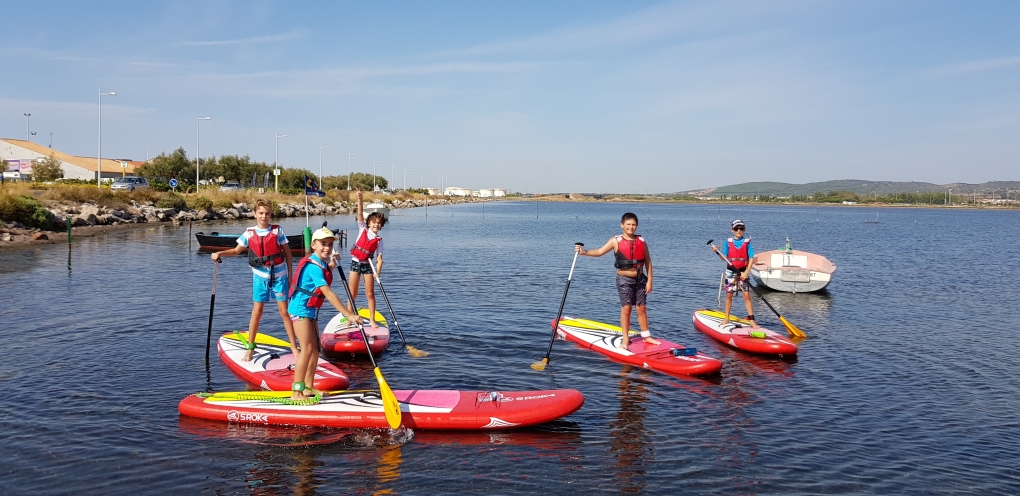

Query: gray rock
[73,214,95,226]
[80,204,101,218]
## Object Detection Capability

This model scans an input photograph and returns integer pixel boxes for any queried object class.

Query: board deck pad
[322,309,391,356]
[218,331,350,391]
[555,317,722,377]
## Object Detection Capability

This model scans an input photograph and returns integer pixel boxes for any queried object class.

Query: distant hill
[679,180,1020,198]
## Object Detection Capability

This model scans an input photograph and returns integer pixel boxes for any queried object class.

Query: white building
[1,138,138,181]
[493,188,507,197]
[424,187,440,196]
[478,188,494,197]
[444,186,471,196]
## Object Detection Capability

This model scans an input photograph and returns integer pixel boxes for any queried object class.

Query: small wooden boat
[195,231,306,254]
[364,202,390,219]
[750,238,835,293]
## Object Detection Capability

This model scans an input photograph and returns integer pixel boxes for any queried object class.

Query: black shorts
[350,260,373,275]
[616,273,647,307]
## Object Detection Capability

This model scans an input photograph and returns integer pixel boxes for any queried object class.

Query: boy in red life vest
[347,189,387,327]
[287,227,363,400]
[576,212,661,349]
[712,219,760,327]
[211,199,297,361]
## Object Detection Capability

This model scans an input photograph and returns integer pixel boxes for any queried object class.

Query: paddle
[707,239,807,338]
[205,258,221,362]
[532,243,583,371]
[335,260,402,429]
[367,258,428,357]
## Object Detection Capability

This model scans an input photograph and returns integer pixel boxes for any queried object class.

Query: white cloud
[177,28,311,47]
[929,56,1020,76]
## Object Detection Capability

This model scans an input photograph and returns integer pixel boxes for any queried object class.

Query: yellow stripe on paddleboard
[201,390,374,402]
[223,332,291,347]
[336,308,388,326]
[560,318,639,335]
[697,309,753,325]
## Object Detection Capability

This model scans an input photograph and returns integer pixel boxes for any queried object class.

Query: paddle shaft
[367,258,410,348]
[541,243,583,363]
[205,259,220,361]
[335,264,382,371]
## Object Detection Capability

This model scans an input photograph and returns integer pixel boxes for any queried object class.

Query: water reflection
[608,366,652,493]
[754,288,833,319]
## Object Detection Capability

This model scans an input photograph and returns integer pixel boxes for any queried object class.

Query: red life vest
[350,229,381,262]
[289,256,333,308]
[726,238,751,270]
[614,235,646,270]
[247,225,285,268]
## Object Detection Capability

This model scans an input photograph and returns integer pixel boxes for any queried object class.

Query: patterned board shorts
[616,273,648,307]
[350,260,373,275]
[724,269,750,293]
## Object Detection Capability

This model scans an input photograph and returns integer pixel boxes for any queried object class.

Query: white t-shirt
[354,221,384,259]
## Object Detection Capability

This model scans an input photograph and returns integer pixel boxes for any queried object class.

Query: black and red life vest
[289,256,333,309]
[614,235,646,270]
[247,225,285,268]
[726,238,751,270]
[350,229,381,262]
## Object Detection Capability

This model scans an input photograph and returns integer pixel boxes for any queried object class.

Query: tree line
[135,147,388,192]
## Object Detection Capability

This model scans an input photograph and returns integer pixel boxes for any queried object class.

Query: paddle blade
[780,316,807,338]
[374,367,402,429]
[405,345,429,358]
[530,357,549,371]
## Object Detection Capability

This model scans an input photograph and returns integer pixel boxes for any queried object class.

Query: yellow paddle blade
[406,345,429,358]
[530,357,549,371]
[780,316,807,338]
[374,367,402,429]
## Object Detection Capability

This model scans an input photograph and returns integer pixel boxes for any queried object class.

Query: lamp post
[404,168,410,190]
[420,176,424,190]
[348,153,356,190]
[275,133,287,193]
[373,160,380,192]
[23,113,30,142]
[196,117,211,187]
[391,164,395,191]
[319,145,329,188]
[97,88,116,188]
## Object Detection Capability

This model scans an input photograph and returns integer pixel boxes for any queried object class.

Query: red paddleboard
[692,309,798,356]
[321,309,390,356]
[218,331,350,391]
[555,317,722,377]
[178,388,585,430]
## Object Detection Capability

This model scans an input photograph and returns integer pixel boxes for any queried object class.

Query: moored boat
[751,238,835,293]
[363,202,390,219]
[195,231,306,254]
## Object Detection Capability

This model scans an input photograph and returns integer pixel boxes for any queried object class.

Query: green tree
[32,156,64,182]
[137,147,195,183]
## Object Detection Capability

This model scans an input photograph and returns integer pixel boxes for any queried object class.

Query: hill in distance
[677,180,1020,198]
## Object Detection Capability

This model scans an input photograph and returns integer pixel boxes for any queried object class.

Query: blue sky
[2,0,1018,192]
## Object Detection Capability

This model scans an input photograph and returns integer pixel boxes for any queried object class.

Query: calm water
[2,202,1018,494]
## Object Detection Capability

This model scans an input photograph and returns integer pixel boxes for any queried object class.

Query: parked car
[219,182,244,192]
[110,176,149,192]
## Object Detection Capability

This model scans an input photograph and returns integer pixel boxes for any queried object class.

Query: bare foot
[369,321,379,328]
[291,392,305,401]
[720,319,730,327]
[620,338,631,350]
[303,387,323,397]
[643,336,661,345]
[242,349,255,362]
[750,321,761,328]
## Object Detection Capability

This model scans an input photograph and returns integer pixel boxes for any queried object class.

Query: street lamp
[196,117,211,187]
[391,164,395,191]
[319,145,329,188]
[373,160,380,192]
[23,113,30,142]
[420,176,424,190]
[348,153,356,190]
[275,133,287,193]
[404,168,410,190]
[97,88,116,188]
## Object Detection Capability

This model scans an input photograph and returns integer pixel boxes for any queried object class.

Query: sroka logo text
[227,410,269,423]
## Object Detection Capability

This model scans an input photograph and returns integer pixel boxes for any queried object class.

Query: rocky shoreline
[0,196,474,252]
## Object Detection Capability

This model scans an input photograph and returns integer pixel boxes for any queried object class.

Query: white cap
[311,227,336,242]
[731,219,745,229]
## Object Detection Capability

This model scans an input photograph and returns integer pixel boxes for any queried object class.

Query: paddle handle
[541,243,583,363]
[368,258,409,347]
[335,265,381,370]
